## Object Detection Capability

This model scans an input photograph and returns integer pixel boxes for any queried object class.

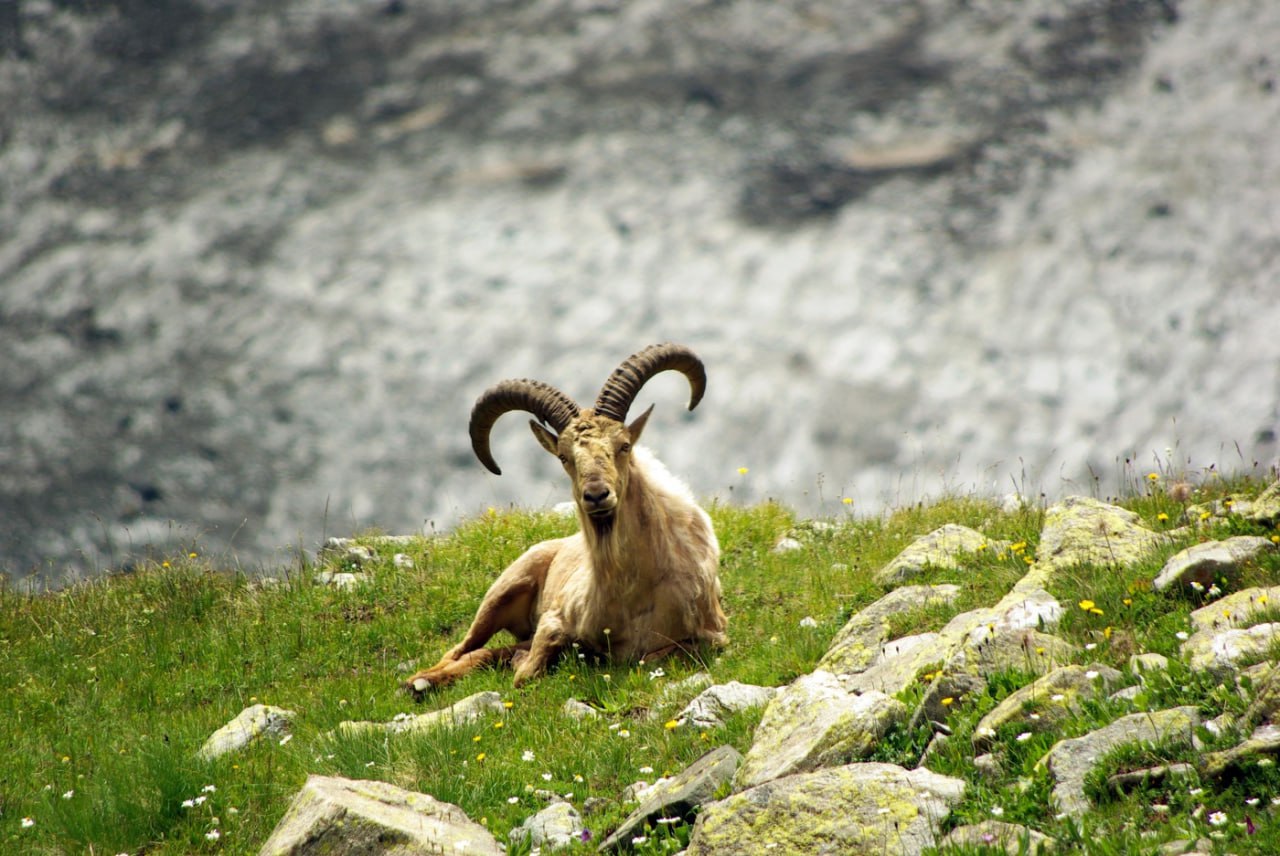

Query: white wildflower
[1208,811,1228,827]
[522,750,536,762]
[799,616,818,628]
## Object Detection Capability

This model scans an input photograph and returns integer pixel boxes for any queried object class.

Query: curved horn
[469,379,580,475]
[593,343,706,423]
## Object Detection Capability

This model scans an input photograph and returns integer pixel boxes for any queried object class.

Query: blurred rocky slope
[1,0,1277,585]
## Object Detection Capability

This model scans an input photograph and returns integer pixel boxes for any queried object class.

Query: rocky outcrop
[1153,536,1277,592]
[875,525,1007,584]
[5,0,1280,585]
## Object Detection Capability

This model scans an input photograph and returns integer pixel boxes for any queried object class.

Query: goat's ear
[529,420,561,457]
[626,404,655,443]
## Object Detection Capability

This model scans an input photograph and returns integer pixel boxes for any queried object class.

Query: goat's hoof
[402,675,433,701]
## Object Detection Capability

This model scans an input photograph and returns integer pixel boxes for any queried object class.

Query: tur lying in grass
[404,343,729,695]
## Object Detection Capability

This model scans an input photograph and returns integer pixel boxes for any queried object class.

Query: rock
[198,704,295,760]
[674,682,778,730]
[563,699,599,721]
[735,671,906,789]
[1039,706,1201,816]
[819,585,962,675]
[772,537,804,554]
[509,801,585,852]
[941,820,1054,854]
[1189,585,1280,634]
[600,745,741,853]
[315,571,364,590]
[913,673,988,730]
[972,664,1123,751]
[319,535,421,568]
[875,525,1008,584]
[336,691,505,738]
[1029,497,1170,583]
[840,631,944,695]
[258,774,502,856]
[1181,622,1280,679]
[973,753,1003,780]
[687,763,965,856]
[1152,536,1276,592]
[1130,652,1170,677]
[1201,723,1280,779]
[1106,763,1194,795]
[656,671,715,708]
[1246,480,1280,525]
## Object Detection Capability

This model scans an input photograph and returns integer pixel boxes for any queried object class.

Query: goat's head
[468,344,706,530]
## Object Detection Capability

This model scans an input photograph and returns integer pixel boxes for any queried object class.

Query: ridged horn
[593,343,706,423]
[469,379,581,475]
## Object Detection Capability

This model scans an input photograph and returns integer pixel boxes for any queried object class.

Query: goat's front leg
[512,612,569,688]
[403,542,557,697]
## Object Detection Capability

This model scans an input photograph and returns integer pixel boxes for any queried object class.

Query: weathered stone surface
[315,571,364,590]
[1201,723,1280,779]
[1153,536,1277,592]
[1246,480,1280,526]
[258,774,502,856]
[735,671,906,789]
[914,673,988,729]
[336,691,504,738]
[509,801,585,852]
[941,820,1054,854]
[840,632,944,695]
[563,698,600,721]
[819,585,962,675]
[1181,622,1280,678]
[688,763,964,856]
[875,525,1007,584]
[1130,652,1171,677]
[1030,497,1170,582]
[600,745,741,853]
[319,535,421,568]
[674,682,778,730]
[972,664,1123,751]
[199,704,295,761]
[1189,586,1280,634]
[1039,706,1201,816]
[1106,763,1194,795]
[947,627,1076,679]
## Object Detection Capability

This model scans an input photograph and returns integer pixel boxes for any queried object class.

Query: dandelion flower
[737,467,749,476]
[492,721,504,729]
[842,497,853,505]
[664,720,680,730]
[1157,512,1169,522]
[1147,473,1160,482]
[475,753,486,762]
[1078,600,1095,611]
[941,697,954,707]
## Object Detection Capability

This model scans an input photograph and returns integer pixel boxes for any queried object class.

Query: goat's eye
[618,443,631,455]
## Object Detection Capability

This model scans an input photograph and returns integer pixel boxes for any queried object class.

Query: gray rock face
[1153,536,1277,592]
[258,774,503,856]
[4,1,1280,584]
[688,763,965,856]
[336,691,505,738]
[509,801,586,853]
[875,524,1006,584]
[674,681,778,731]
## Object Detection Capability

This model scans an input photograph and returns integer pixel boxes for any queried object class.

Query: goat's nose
[582,485,611,506]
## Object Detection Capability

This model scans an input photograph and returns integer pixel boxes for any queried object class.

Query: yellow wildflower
[475,753,486,762]
[1147,473,1160,482]
[1090,608,1104,617]
[1078,600,1096,611]
[1157,513,1169,522]
[737,467,749,476]
[1011,541,1027,553]
[664,720,679,730]
[941,697,954,707]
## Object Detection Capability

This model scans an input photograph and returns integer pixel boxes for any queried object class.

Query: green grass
[2,476,1279,854]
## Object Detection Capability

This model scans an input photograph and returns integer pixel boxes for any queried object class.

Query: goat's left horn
[593,343,706,423]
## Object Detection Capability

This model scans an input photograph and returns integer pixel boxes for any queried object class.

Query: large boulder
[1153,536,1277,592]
[875,525,1006,585]
[688,763,965,856]
[258,775,502,856]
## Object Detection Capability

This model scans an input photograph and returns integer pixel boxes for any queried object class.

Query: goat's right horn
[593,343,706,423]
[469,379,581,475]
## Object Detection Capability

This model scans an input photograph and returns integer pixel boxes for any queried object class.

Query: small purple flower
[580,829,593,842]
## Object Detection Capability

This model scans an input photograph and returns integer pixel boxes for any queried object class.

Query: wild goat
[405,343,728,694]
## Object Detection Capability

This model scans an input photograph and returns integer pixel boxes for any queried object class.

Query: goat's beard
[586,509,615,538]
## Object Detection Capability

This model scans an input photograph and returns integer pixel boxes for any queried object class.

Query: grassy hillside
[3,473,1279,854]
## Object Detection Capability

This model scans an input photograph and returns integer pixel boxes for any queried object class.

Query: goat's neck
[580,455,680,587]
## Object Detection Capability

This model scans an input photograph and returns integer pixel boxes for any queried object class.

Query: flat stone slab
[336,691,505,738]
[1153,536,1276,592]
[687,763,965,856]
[1039,706,1201,816]
[258,774,502,856]
[875,525,1007,584]
[199,704,296,760]
[600,745,741,852]
[1181,622,1280,679]
[735,671,906,789]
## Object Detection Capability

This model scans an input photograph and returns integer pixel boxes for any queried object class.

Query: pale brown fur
[405,409,727,693]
